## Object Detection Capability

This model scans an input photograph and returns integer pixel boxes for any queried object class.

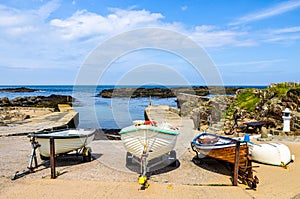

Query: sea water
[0,85,177,129]
[0,85,267,129]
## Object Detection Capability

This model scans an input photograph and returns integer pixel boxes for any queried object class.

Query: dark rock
[0,87,37,92]
[0,95,74,108]
[185,95,233,125]
[97,86,240,98]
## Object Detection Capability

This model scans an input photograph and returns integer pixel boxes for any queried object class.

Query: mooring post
[50,137,56,179]
[233,140,240,186]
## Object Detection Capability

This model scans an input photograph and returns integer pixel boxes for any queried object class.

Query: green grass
[225,82,300,118]
[236,90,260,112]
[225,89,260,117]
[269,82,300,97]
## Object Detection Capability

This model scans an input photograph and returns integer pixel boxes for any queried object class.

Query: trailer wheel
[126,152,133,166]
[169,150,177,167]
[247,180,257,190]
[40,154,50,161]
[83,147,92,162]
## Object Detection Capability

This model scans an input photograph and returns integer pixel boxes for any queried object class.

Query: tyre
[82,147,92,162]
[40,154,50,161]
[126,152,133,166]
[169,150,177,167]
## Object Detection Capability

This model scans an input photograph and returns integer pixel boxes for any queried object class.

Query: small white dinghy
[119,120,180,189]
[29,128,96,161]
[250,142,295,166]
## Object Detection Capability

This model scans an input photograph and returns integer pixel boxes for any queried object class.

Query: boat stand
[138,145,149,190]
[11,137,49,180]
[234,142,259,189]
[238,156,259,189]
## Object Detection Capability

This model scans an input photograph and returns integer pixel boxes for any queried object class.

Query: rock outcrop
[226,82,300,130]
[180,82,300,133]
[0,87,37,92]
[186,95,234,126]
[98,86,241,98]
[0,95,74,109]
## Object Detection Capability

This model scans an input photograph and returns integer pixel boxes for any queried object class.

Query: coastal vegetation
[224,82,300,132]
[177,82,300,134]
[227,82,300,115]
[230,90,260,113]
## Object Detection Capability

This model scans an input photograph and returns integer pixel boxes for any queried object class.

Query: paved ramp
[0,104,78,136]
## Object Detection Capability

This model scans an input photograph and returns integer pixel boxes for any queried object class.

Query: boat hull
[31,129,96,157]
[191,132,249,165]
[250,142,293,166]
[119,124,179,161]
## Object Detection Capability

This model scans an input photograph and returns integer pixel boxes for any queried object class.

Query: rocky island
[98,86,242,98]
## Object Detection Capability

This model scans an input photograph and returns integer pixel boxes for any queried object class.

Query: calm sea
[0,85,267,129]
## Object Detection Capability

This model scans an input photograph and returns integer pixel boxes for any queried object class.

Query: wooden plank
[196,144,248,165]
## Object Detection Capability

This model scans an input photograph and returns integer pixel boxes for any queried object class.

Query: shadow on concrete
[192,155,232,176]
[125,154,180,176]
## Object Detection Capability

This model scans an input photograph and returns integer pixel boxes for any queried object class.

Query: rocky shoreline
[0,94,73,108]
[183,82,300,135]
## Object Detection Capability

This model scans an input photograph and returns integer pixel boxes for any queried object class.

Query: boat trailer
[11,135,92,180]
[138,144,150,190]
[191,140,259,190]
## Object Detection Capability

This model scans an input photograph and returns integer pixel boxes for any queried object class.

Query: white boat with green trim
[119,121,180,162]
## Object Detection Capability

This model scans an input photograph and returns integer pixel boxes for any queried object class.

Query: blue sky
[0,0,300,85]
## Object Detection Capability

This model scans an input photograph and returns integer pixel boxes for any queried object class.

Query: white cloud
[0,1,295,72]
[0,5,35,29]
[264,35,300,44]
[271,26,300,34]
[189,25,257,47]
[181,6,188,11]
[37,0,61,19]
[230,0,300,25]
[50,8,164,40]
[261,26,300,44]
[218,59,286,67]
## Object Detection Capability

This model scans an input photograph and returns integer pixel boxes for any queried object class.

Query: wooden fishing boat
[191,132,249,164]
[191,132,259,189]
[28,129,96,160]
[250,142,295,166]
